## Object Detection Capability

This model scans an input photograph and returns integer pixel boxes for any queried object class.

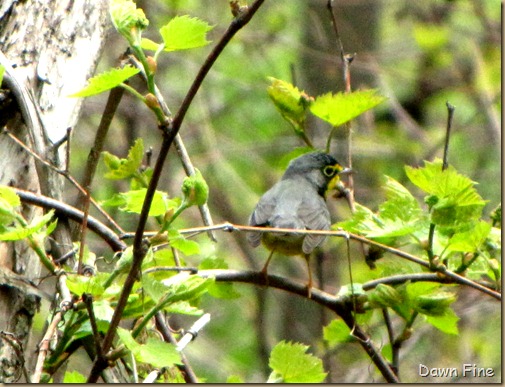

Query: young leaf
[267,77,313,135]
[138,338,182,367]
[69,65,139,98]
[405,159,487,227]
[268,341,326,383]
[102,189,169,217]
[446,220,491,253]
[110,0,149,43]
[425,308,460,335]
[310,89,386,128]
[141,37,160,51]
[168,229,201,256]
[0,211,55,241]
[181,169,209,207]
[160,15,213,52]
[103,138,144,180]
[323,319,353,346]
[63,371,87,384]
[199,257,241,299]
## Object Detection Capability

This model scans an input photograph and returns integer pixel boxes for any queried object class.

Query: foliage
[6,0,500,384]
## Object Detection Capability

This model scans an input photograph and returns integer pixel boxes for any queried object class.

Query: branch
[198,269,399,383]
[14,188,126,252]
[178,223,501,300]
[87,2,266,382]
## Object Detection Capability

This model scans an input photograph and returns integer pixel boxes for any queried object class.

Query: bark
[0,1,109,382]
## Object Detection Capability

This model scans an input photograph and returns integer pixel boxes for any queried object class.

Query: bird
[247,151,350,297]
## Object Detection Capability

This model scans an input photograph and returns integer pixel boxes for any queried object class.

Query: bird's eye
[323,166,336,177]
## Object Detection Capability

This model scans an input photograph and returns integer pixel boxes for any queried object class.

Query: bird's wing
[247,184,279,247]
[297,191,331,254]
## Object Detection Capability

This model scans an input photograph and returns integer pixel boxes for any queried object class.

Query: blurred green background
[67,0,501,382]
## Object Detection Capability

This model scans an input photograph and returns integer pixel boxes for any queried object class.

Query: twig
[382,308,398,375]
[83,293,103,358]
[14,188,126,252]
[32,274,73,383]
[177,222,501,300]
[77,188,92,274]
[3,129,124,234]
[154,312,199,383]
[78,86,125,205]
[87,4,267,382]
[199,269,399,383]
[442,101,455,171]
[128,56,217,242]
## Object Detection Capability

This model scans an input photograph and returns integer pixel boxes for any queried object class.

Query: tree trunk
[0,1,109,382]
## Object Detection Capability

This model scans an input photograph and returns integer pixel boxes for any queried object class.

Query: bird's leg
[260,250,275,286]
[304,254,312,298]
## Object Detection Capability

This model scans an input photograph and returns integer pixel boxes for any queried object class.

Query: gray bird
[247,151,350,296]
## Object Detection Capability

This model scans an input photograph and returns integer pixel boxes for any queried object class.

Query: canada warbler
[247,151,350,296]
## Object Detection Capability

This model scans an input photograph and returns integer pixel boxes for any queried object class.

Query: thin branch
[128,56,217,242]
[177,222,501,300]
[382,308,398,375]
[154,312,198,383]
[87,3,266,382]
[442,101,455,171]
[78,85,125,204]
[83,293,103,359]
[199,269,399,383]
[32,274,73,383]
[326,0,356,211]
[15,188,126,252]
[3,129,124,234]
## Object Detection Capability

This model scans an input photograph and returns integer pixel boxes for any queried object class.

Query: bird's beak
[339,167,353,176]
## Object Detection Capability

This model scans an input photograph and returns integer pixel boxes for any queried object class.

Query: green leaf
[141,37,160,51]
[425,308,460,335]
[165,301,203,315]
[160,15,213,52]
[92,299,115,321]
[267,77,313,134]
[138,338,182,367]
[0,210,55,241]
[63,371,87,383]
[0,185,20,207]
[337,283,365,297]
[446,221,491,253]
[405,159,487,227]
[406,282,457,317]
[181,169,209,207]
[168,229,201,255]
[380,176,421,222]
[66,272,108,298]
[268,341,326,383]
[0,65,5,83]
[323,319,353,346]
[367,284,404,309]
[198,256,241,299]
[161,273,213,303]
[102,189,169,217]
[110,0,149,40]
[103,138,144,180]
[142,274,172,304]
[117,326,140,351]
[310,89,386,127]
[69,65,139,97]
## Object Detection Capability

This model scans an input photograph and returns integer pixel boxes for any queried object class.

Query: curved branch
[14,188,126,252]
[198,269,399,383]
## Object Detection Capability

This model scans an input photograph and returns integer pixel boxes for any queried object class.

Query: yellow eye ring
[323,165,337,177]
